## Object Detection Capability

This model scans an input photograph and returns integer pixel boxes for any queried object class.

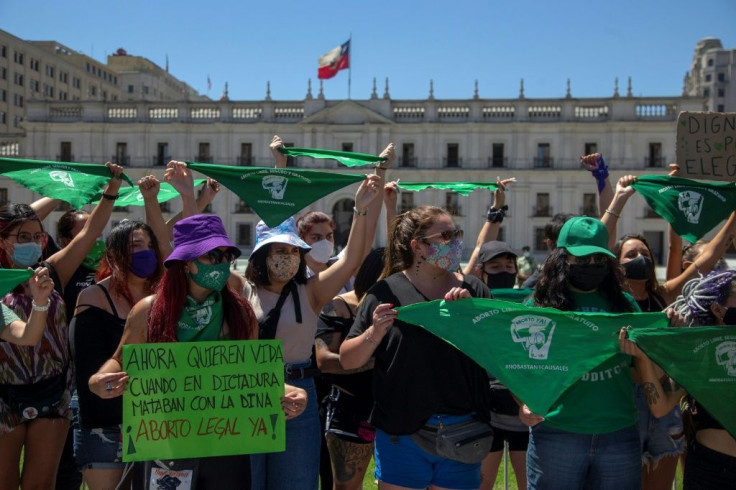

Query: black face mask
[622,255,652,281]
[723,307,736,326]
[485,271,516,290]
[569,263,608,291]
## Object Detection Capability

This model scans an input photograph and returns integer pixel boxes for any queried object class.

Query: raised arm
[139,175,173,259]
[45,163,124,290]
[462,178,513,275]
[0,267,53,345]
[361,143,394,259]
[30,197,62,221]
[306,175,381,312]
[165,178,222,233]
[580,153,613,215]
[600,174,637,250]
[164,161,197,218]
[383,181,399,235]
[270,135,288,168]
[664,164,684,281]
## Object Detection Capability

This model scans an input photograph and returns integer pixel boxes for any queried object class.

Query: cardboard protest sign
[122,340,285,462]
[676,112,736,181]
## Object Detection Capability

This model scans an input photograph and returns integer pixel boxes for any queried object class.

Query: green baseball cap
[556,216,615,258]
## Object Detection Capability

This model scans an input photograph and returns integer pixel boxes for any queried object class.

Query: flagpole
[348,34,352,100]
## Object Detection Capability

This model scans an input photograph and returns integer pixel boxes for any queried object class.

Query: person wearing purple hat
[243,176,381,490]
[520,216,642,490]
[88,213,306,488]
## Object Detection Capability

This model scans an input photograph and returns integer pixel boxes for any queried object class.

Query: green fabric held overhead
[396,298,668,415]
[0,269,34,296]
[631,175,736,243]
[90,180,206,206]
[628,326,736,439]
[278,147,387,167]
[0,157,134,209]
[186,163,365,227]
[397,182,499,196]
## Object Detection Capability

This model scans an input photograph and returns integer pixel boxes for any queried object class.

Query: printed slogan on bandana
[676,112,736,181]
[122,340,285,462]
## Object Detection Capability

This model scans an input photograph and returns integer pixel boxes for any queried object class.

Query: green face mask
[189,260,231,291]
[82,239,106,270]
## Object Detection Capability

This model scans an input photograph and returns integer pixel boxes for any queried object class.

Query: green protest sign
[397,182,499,196]
[0,269,33,296]
[278,147,386,167]
[676,112,736,181]
[628,326,736,439]
[122,340,285,462]
[631,175,736,243]
[186,163,365,227]
[0,157,134,209]
[397,298,667,416]
[90,180,206,206]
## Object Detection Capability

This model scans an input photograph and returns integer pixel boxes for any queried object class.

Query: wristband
[591,155,609,193]
[353,206,368,216]
[486,205,508,224]
[32,299,51,312]
[605,208,620,218]
[102,193,119,201]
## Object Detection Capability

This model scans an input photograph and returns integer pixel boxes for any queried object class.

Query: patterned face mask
[423,239,463,272]
[189,260,231,291]
[266,254,300,282]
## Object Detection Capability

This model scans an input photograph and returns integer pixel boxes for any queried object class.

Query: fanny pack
[0,372,66,420]
[410,418,494,464]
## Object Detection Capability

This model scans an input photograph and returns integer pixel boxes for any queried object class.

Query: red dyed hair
[147,262,257,342]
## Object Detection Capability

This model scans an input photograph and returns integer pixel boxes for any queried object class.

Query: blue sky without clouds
[3,0,735,101]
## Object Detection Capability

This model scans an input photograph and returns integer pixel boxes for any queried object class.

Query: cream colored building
[684,37,736,113]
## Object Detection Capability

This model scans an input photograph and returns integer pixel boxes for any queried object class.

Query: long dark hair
[354,247,385,300]
[381,205,449,278]
[533,248,634,312]
[245,245,308,287]
[0,203,45,268]
[95,220,163,307]
[148,261,257,342]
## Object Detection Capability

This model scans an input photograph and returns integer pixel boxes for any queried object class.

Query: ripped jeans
[635,383,685,465]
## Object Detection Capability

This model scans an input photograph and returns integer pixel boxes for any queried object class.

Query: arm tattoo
[642,382,661,406]
[315,333,334,351]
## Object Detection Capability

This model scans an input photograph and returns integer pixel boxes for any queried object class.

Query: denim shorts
[70,395,124,470]
[635,383,685,463]
[374,414,482,490]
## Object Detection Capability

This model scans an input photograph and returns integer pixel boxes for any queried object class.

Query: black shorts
[490,426,529,452]
[324,386,374,444]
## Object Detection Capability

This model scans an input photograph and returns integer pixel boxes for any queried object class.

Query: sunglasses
[570,254,608,265]
[205,248,237,265]
[420,229,463,244]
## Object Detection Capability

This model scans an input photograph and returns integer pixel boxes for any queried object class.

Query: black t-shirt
[347,272,492,435]
[69,285,126,428]
[46,262,96,322]
[315,310,373,405]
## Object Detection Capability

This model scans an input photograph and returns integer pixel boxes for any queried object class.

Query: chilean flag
[318,40,350,80]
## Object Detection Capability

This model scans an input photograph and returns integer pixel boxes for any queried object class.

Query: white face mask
[307,239,334,264]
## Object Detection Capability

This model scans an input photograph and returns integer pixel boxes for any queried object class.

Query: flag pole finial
[613,77,619,98]
[318,80,325,100]
[627,77,633,97]
[473,79,479,100]
[428,79,434,100]
[519,78,525,99]
[566,78,571,98]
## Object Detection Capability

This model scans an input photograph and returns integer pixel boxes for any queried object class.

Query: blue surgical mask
[129,249,158,278]
[12,242,43,267]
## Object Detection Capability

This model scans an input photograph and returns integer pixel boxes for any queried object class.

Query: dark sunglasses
[420,229,463,243]
[205,248,237,264]
[571,254,609,266]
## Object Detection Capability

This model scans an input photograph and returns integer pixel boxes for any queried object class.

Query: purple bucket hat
[164,214,241,267]
[250,217,310,258]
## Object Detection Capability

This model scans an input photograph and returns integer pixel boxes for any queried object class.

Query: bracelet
[102,193,119,201]
[486,205,508,223]
[353,206,368,216]
[364,332,379,345]
[605,208,620,218]
[32,299,51,312]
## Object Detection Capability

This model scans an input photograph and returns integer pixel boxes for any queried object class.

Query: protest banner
[397,298,668,416]
[397,182,499,196]
[122,340,285,462]
[278,147,386,167]
[676,111,736,181]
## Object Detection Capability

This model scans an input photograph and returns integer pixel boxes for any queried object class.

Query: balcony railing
[533,206,553,217]
[152,156,168,166]
[238,156,255,166]
[488,156,507,168]
[194,156,213,163]
[443,157,462,168]
[111,155,130,165]
[645,157,666,167]
[534,158,553,168]
[399,157,417,167]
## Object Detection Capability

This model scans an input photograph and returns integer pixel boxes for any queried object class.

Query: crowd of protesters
[0,139,734,490]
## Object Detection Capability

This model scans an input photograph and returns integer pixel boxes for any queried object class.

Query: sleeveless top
[69,284,127,428]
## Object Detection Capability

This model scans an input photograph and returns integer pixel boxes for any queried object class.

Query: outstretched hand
[270,135,287,167]
[164,161,195,197]
[354,174,382,211]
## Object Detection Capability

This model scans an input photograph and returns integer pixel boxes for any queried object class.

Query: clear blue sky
[3,0,735,101]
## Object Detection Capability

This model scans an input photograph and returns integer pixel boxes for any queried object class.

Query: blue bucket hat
[249,217,310,258]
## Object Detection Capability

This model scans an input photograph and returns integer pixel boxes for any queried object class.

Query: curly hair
[670,270,736,326]
[533,248,635,312]
[381,206,449,278]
